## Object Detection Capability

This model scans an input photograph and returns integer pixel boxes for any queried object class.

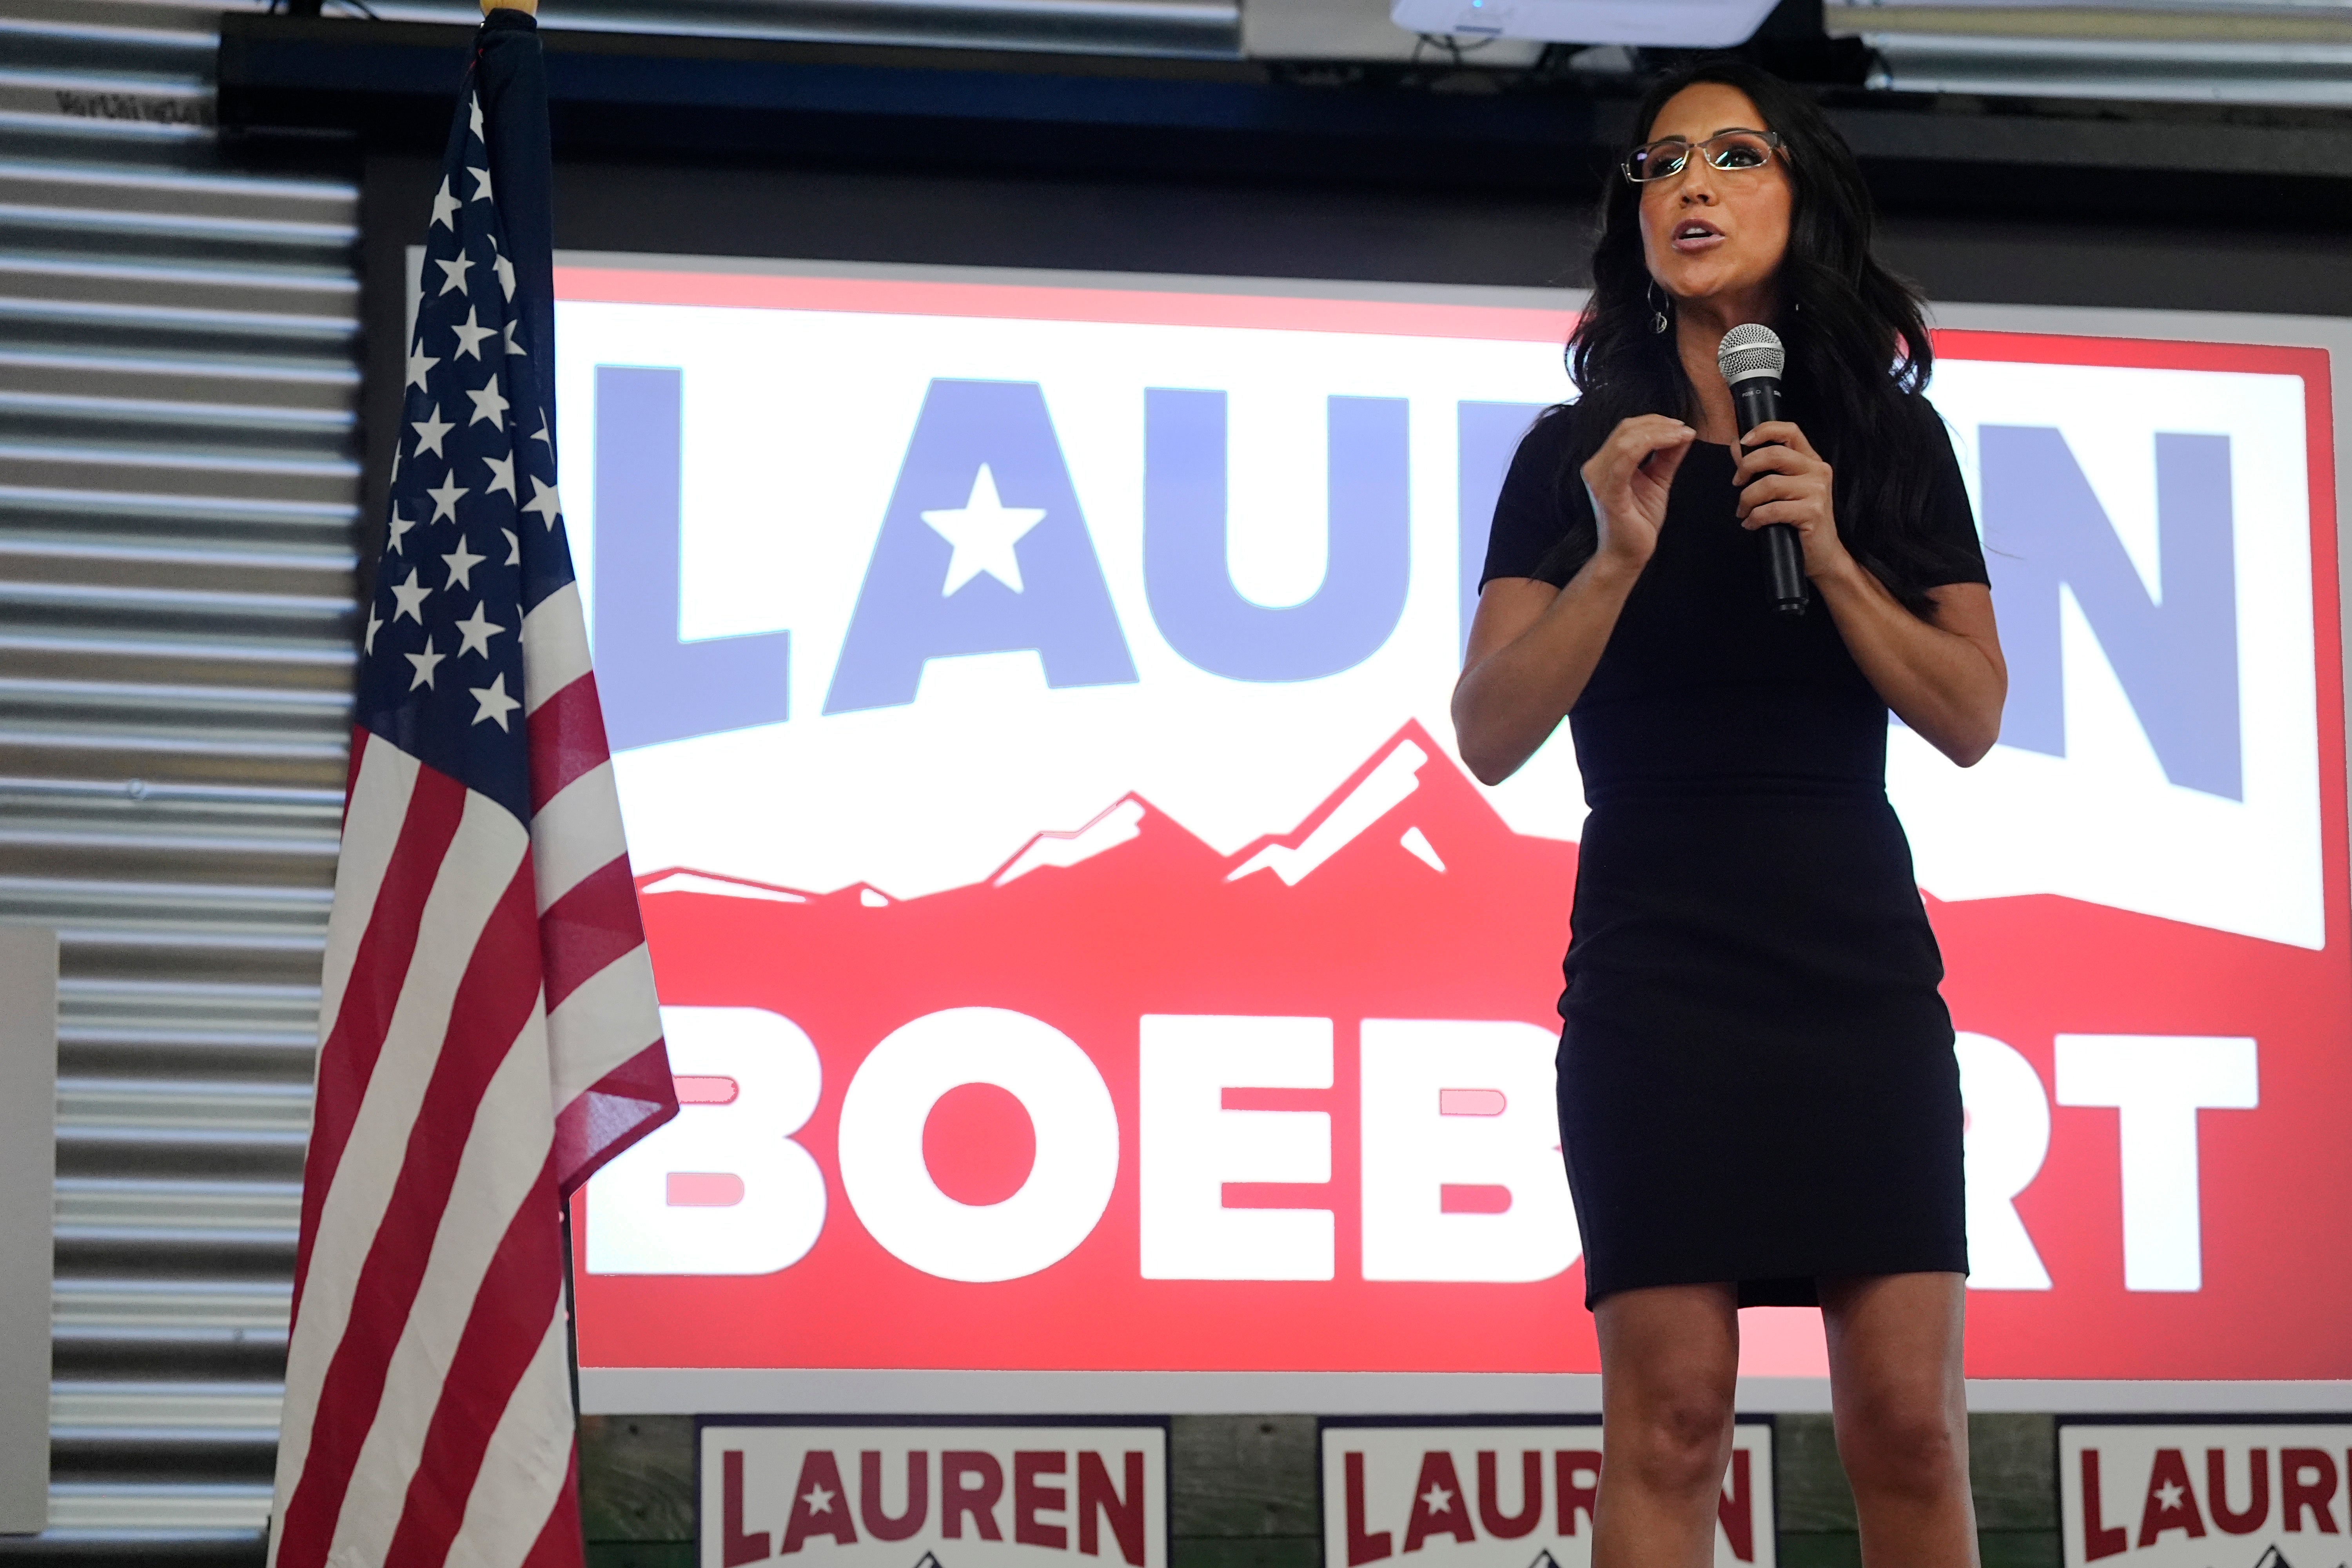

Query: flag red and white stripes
[271,626,669,1567]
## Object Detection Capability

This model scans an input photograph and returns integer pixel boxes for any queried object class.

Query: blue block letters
[1980,425,2241,799]
[824,379,1138,714]
[1141,389,1412,683]
[593,365,791,751]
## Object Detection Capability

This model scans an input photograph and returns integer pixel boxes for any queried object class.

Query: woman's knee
[1837,1385,1965,1498]
[1610,1385,1735,1496]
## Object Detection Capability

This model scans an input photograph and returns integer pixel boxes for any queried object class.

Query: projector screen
[546,254,2350,1409]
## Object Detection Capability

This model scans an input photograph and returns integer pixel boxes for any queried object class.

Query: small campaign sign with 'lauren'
[1319,1419,1775,1568]
[699,1422,1168,1568]
[2061,1419,2352,1568]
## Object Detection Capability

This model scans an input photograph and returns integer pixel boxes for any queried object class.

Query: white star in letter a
[388,568,431,624]
[405,345,439,392]
[434,252,474,296]
[466,376,510,427]
[2155,1479,2184,1511]
[410,407,453,458]
[426,473,468,523]
[448,305,495,361]
[430,177,459,230]
[922,465,1046,595]
[441,537,486,591]
[469,671,521,730]
[453,601,504,658]
[405,637,445,691]
[522,476,562,527]
[803,1485,835,1514]
[1421,1485,1453,1514]
[482,450,516,501]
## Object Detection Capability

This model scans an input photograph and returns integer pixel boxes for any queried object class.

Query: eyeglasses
[1622,129,1784,184]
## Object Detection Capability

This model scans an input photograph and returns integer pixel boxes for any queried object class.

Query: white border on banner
[546,256,2352,1419]
[583,1371,2352,1417]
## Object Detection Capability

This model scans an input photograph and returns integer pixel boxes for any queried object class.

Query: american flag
[269,14,676,1567]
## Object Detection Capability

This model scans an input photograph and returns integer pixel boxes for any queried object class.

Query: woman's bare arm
[1452,568,1639,785]
[1451,414,1695,785]
[1813,575,2007,765]
[1733,421,2007,766]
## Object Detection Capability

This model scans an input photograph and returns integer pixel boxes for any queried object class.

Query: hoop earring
[1647,282,1671,336]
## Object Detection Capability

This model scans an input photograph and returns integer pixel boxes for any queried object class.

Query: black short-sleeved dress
[1481,400,1987,1308]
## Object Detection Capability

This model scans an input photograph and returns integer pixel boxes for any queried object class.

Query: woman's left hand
[1734,421,1849,579]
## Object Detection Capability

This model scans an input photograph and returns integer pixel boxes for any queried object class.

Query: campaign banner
[1319,1419,1774,1568]
[697,1421,1168,1568]
[2060,1419,2352,1566]
[546,255,2350,1385]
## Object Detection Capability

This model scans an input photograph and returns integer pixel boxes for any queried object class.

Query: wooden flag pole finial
[481,0,539,14]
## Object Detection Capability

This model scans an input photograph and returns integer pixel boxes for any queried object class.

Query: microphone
[1717,323,1808,615]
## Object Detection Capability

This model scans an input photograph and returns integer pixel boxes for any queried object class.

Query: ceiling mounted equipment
[1386,0,1781,46]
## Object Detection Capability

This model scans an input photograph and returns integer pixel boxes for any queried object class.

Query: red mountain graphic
[580,722,2352,1381]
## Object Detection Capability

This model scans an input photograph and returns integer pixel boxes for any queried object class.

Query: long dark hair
[1556,57,1968,611]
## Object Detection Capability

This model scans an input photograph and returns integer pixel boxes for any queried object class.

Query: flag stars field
[468,375,510,426]
[426,472,468,523]
[451,306,496,359]
[405,640,445,691]
[468,671,521,729]
[389,569,430,624]
[442,537,486,590]
[453,601,503,657]
[412,407,453,456]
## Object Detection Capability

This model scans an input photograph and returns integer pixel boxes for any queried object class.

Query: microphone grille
[1717,322,1785,385]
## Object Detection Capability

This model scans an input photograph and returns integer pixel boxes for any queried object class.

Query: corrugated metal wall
[0,0,360,1558]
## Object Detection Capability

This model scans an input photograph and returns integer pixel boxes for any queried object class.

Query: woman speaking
[1452,59,2007,1568]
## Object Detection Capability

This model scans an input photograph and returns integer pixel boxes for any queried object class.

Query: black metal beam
[218,15,2352,228]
